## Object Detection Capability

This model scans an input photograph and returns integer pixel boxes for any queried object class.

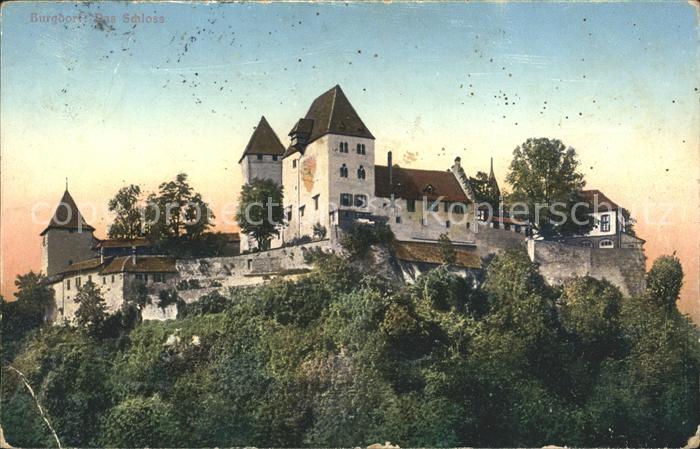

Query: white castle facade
[40,85,646,323]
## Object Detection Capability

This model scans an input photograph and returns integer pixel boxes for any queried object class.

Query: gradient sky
[1,1,698,318]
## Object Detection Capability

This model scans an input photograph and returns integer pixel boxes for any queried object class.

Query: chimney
[454,156,461,169]
[387,151,393,186]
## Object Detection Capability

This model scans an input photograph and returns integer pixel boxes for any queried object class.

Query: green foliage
[646,254,683,310]
[100,396,182,447]
[469,170,500,207]
[107,184,144,239]
[340,222,394,258]
[312,222,327,240]
[438,233,456,265]
[1,250,698,448]
[1,271,54,360]
[142,173,214,241]
[506,137,592,238]
[236,178,284,250]
[73,281,108,338]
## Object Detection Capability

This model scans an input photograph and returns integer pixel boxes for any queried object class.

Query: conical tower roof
[40,189,95,236]
[238,116,286,163]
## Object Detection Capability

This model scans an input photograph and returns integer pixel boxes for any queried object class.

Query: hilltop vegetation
[1,249,698,447]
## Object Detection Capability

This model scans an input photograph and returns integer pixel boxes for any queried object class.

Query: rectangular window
[111,275,115,283]
[395,216,402,224]
[286,208,292,222]
[102,276,106,285]
[257,154,263,160]
[292,159,297,168]
[88,275,92,283]
[600,214,611,232]
[427,201,440,212]
[443,201,451,212]
[446,220,451,228]
[340,193,353,207]
[272,155,278,161]
[406,199,416,212]
[313,194,319,210]
[299,205,305,217]
[247,259,252,269]
[154,273,164,283]
[66,279,71,290]
[452,203,466,214]
[354,194,368,208]
[76,277,82,288]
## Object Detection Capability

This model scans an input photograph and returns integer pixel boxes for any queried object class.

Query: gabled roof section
[238,116,286,163]
[40,190,95,236]
[305,85,374,143]
[285,85,374,158]
[375,165,471,203]
[581,189,620,211]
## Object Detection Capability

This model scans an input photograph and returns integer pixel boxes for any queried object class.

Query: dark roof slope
[581,189,620,211]
[285,85,374,158]
[238,116,286,163]
[375,165,470,203]
[94,238,151,249]
[40,190,95,235]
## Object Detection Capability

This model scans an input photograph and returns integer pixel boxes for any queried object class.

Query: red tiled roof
[392,240,481,269]
[95,238,151,249]
[101,256,177,274]
[375,165,470,203]
[40,190,95,236]
[58,257,106,275]
[581,189,620,211]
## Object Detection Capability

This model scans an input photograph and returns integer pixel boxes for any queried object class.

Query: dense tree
[1,271,53,359]
[73,281,108,338]
[645,254,683,311]
[506,138,592,238]
[1,247,698,448]
[107,184,145,239]
[100,396,182,447]
[144,173,215,241]
[469,171,500,208]
[236,178,284,250]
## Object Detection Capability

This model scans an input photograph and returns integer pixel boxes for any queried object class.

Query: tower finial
[65,177,68,191]
[489,157,495,178]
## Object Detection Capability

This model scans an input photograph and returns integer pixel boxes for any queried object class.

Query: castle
[41,85,646,322]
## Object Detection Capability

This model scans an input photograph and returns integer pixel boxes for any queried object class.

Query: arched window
[599,239,614,248]
[581,240,593,248]
[340,164,348,177]
[357,165,366,179]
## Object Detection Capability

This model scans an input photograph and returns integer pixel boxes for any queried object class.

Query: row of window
[581,239,614,248]
[338,142,367,155]
[339,164,366,179]
[405,199,466,214]
[340,193,368,207]
[65,273,166,290]
[255,154,279,161]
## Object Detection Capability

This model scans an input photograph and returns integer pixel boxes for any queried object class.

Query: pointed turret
[40,188,97,277]
[40,189,95,236]
[238,116,286,163]
[488,157,501,199]
[285,85,374,158]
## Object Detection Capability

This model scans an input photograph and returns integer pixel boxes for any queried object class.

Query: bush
[340,222,394,258]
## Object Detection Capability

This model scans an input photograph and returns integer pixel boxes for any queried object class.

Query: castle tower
[238,116,285,186]
[40,189,97,277]
[283,85,375,242]
[487,157,501,199]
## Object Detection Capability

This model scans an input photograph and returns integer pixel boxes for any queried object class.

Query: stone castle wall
[528,239,646,296]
